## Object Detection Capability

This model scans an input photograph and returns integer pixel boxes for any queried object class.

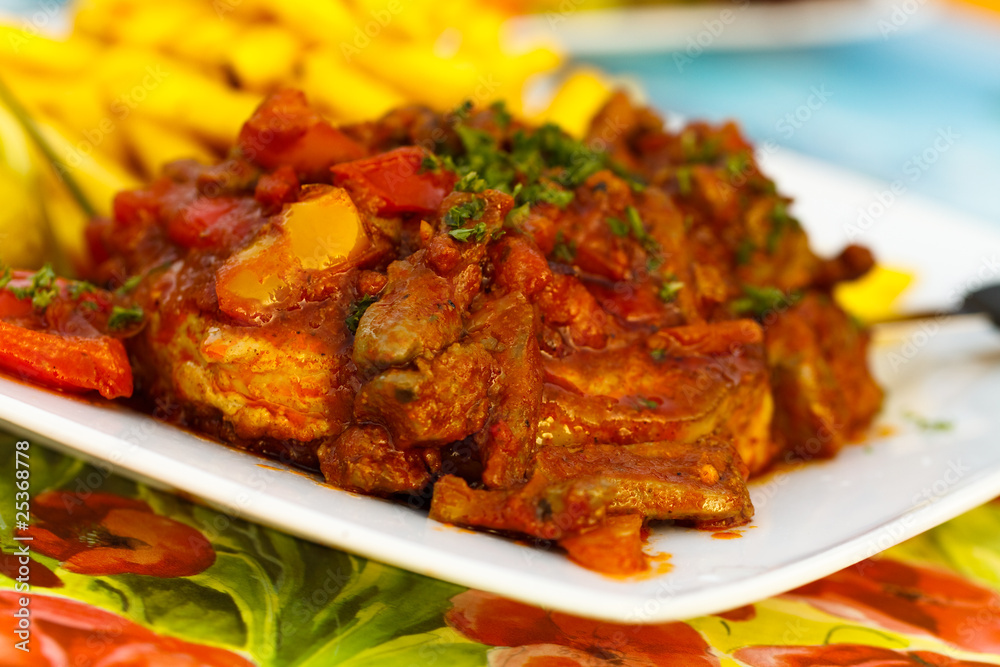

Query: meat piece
[354,341,495,448]
[536,273,610,350]
[318,424,438,495]
[540,322,775,475]
[765,291,883,461]
[430,437,752,540]
[352,259,462,374]
[535,439,753,526]
[163,308,355,445]
[467,293,543,489]
[811,244,877,288]
[429,473,615,541]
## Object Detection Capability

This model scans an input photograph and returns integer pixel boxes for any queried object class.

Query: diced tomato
[0,321,133,399]
[254,165,300,210]
[85,218,114,265]
[113,178,172,227]
[0,290,32,319]
[331,146,457,216]
[166,196,261,249]
[238,90,366,179]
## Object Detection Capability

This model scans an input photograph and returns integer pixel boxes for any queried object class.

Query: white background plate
[3,150,1000,623]
[504,0,938,55]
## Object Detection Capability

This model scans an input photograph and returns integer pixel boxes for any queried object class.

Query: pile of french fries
[0,0,604,272]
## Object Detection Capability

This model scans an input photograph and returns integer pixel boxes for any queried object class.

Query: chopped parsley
[0,265,11,290]
[658,277,684,304]
[69,280,97,299]
[506,202,531,227]
[552,232,576,263]
[454,171,488,193]
[726,152,751,181]
[636,396,659,410]
[9,263,59,310]
[519,181,574,209]
[735,239,756,266]
[650,348,667,361]
[449,222,487,243]
[438,108,643,218]
[675,166,692,195]
[625,205,660,256]
[731,285,801,318]
[451,99,474,120]
[679,129,722,163]
[489,100,512,128]
[107,305,144,331]
[606,216,629,237]
[420,154,446,174]
[903,411,953,432]
[443,197,486,230]
[346,295,378,334]
[766,200,794,254]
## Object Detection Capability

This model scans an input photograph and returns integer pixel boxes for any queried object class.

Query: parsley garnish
[676,166,692,195]
[679,129,721,163]
[903,410,953,432]
[552,232,576,263]
[9,263,59,310]
[658,277,684,304]
[449,222,488,243]
[606,216,629,237]
[520,182,573,209]
[625,206,660,256]
[346,295,378,334]
[107,305,144,330]
[114,275,142,296]
[731,285,801,318]
[636,397,659,410]
[0,265,11,290]
[767,200,794,253]
[506,202,531,227]
[452,99,474,120]
[420,154,444,173]
[455,171,488,193]
[69,281,97,299]
[650,349,666,361]
[726,152,750,181]
[443,198,486,230]
[735,239,755,266]
[490,100,512,128]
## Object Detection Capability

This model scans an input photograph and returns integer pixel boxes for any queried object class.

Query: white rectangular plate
[3,150,1000,623]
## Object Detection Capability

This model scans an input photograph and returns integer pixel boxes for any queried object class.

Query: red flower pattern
[734,644,997,667]
[446,590,718,667]
[783,557,1000,653]
[22,491,215,577]
[0,590,255,666]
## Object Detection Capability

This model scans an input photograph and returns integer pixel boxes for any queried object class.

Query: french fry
[122,116,218,179]
[238,0,356,46]
[227,26,302,92]
[0,26,99,75]
[0,105,48,268]
[299,49,406,123]
[534,68,613,138]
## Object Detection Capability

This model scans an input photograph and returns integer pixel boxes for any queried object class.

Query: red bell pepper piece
[165,196,261,249]
[0,321,133,399]
[238,90,366,179]
[331,146,457,216]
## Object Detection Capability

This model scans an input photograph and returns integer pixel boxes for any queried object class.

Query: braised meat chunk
[78,89,883,575]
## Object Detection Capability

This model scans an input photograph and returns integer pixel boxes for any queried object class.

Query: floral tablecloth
[3,433,1000,666]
